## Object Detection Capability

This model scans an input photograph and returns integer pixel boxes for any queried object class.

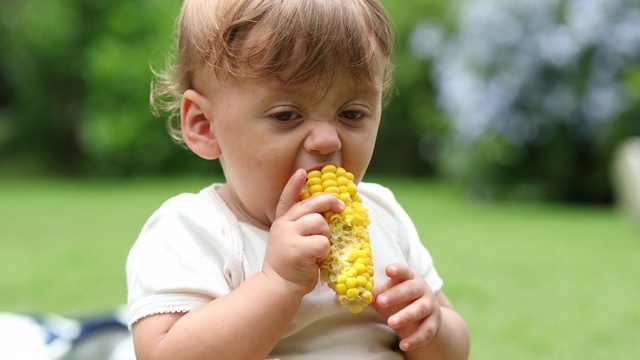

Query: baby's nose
[304,122,342,155]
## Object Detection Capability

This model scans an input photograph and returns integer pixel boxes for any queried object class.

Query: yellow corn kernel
[346,288,360,299]
[308,184,323,195]
[321,164,337,174]
[353,262,367,275]
[307,176,322,186]
[299,163,375,313]
[321,172,337,182]
[337,177,350,187]
[339,192,351,204]
[322,179,338,189]
[323,186,340,195]
[347,250,359,262]
[362,291,373,303]
[365,281,374,292]
[307,169,322,177]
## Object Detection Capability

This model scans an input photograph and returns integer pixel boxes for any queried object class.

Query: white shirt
[127,182,443,359]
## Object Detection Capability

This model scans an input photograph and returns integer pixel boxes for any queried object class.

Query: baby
[127,0,470,359]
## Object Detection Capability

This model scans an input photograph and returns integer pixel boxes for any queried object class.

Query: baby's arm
[132,170,344,360]
[374,264,470,360]
[132,271,305,359]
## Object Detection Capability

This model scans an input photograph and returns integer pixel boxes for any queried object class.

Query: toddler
[127,0,470,359]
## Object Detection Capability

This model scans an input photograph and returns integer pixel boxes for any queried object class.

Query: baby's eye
[272,111,301,121]
[339,110,363,120]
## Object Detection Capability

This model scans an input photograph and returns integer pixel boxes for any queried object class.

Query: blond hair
[151,0,394,143]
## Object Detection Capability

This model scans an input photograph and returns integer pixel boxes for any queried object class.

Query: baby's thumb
[275,169,307,219]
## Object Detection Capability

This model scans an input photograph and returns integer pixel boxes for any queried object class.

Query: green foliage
[0,0,215,176]
[371,0,452,175]
[0,0,447,177]
[1,0,86,172]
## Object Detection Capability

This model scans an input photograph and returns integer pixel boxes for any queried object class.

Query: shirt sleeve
[126,193,244,328]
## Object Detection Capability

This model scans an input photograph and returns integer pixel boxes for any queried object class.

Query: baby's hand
[263,169,344,294]
[373,263,442,352]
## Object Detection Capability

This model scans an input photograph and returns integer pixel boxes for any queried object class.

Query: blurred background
[1,0,639,202]
[1,0,639,358]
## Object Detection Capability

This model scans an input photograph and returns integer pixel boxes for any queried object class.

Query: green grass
[1,176,638,359]
[0,176,219,314]
[384,178,640,360]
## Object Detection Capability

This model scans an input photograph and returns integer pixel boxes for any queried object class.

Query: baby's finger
[385,263,414,282]
[295,212,331,238]
[300,233,332,260]
[275,168,308,219]
[387,296,436,330]
[288,192,345,222]
[397,308,442,352]
[373,263,413,296]
[376,278,423,310]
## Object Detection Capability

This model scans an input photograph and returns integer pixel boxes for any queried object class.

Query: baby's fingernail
[389,316,400,328]
[400,340,411,351]
[378,295,388,306]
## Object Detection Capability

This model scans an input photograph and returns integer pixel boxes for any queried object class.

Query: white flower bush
[410,0,640,201]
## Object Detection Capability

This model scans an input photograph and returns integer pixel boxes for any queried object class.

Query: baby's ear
[181,89,221,160]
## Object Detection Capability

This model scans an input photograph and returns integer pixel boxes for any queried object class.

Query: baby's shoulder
[134,184,242,254]
[145,184,229,228]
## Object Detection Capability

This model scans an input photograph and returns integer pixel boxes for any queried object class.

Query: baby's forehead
[206,65,384,97]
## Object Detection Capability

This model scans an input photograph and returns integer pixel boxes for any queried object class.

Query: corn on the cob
[299,164,374,313]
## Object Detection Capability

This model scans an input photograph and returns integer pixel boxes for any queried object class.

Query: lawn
[1,176,638,359]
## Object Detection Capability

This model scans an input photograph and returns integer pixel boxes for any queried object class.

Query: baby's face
[207,72,383,229]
